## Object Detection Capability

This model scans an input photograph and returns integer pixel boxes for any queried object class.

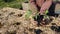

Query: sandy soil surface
[0,7,60,34]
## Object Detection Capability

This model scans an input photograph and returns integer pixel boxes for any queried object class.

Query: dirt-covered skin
[0,7,60,34]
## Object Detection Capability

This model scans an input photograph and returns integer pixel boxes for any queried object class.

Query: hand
[39,8,46,15]
[39,0,52,14]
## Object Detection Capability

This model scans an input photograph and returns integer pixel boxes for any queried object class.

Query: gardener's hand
[39,7,46,15]
[39,0,52,14]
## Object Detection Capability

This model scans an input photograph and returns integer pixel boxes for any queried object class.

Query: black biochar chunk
[34,29,43,34]
[56,26,60,32]
[51,26,60,32]
[50,26,58,31]
[34,14,44,26]
[44,19,50,25]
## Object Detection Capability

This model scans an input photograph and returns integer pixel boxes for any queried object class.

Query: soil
[0,7,60,34]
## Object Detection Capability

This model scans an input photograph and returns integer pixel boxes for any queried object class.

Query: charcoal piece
[34,29,43,34]
[51,26,60,32]
[43,17,53,25]
[34,14,44,26]
[44,19,50,25]
[54,14,59,17]
[50,26,58,31]
[56,26,60,32]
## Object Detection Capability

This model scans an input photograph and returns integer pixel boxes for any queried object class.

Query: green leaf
[44,10,49,19]
[45,10,48,15]
[25,10,32,19]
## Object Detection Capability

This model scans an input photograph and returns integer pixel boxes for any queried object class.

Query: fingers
[39,9,46,15]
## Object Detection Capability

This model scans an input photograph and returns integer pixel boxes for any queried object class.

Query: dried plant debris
[0,7,60,34]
